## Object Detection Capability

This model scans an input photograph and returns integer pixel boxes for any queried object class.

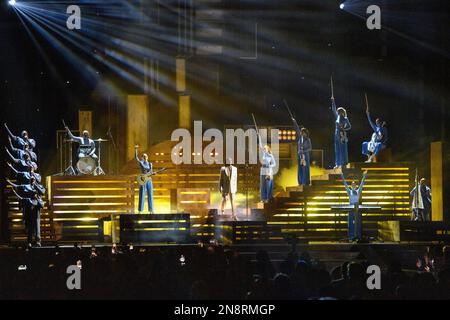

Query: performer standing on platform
[253,114,276,203]
[6,177,45,247]
[292,118,312,186]
[4,123,36,150]
[258,141,276,203]
[135,145,154,214]
[340,170,368,240]
[64,124,98,161]
[219,157,238,220]
[410,178,432,222]
[362,94,388,163]
[330,77,351,169]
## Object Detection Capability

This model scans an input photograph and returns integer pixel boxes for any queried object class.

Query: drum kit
[63,138,108,176]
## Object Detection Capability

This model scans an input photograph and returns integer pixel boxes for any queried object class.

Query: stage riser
[119,214,191,244]
[379,221,450,242]
[266,163,414,242]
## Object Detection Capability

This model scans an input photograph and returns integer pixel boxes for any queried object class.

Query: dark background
[0,0,449,175]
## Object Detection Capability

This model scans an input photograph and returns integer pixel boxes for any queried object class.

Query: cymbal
[94,138,108,142]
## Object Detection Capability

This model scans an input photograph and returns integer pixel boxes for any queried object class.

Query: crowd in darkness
[0,244,449,300]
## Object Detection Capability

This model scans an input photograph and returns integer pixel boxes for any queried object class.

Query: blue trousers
[348,210,362,239]
[362,141,384,156]
[138,180,154,213]
[334,135,348,167]
[260,176,273,201]
[297,154,310,186]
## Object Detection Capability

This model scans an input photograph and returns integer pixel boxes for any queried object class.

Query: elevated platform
[267,162,414,242]
[4,162,440,246]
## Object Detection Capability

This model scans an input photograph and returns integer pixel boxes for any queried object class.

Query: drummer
[64,125,98,162]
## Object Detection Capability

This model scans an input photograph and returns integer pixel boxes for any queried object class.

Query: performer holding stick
[284,100,312,186]
[5,148,37,172]
[63,120,97,161]
[7,136,37,162]
[135,145,154,214]
[252,114,276,203]
[4,123,36,151]
[362,93,388,163]
[330,76,351,169]
[7,162,42,185]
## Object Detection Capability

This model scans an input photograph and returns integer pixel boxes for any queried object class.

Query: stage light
[8,0,16,6]
[339,3,345,9]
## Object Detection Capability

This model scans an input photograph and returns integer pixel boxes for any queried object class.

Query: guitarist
[135,145,154,214]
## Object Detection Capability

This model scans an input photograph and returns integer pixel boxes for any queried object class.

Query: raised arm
[64,125,79,142]
[366,111,377,132]
[340,172,351,194]
[7,162,19,175]
[331,98,338,118]
[4,123,17,142]
[6,178,19,189]
[291,117,301,138]
[257,132,263,151]
[134,145,140,163]
[11,188,25,200]
[5,148,19,164]
[358,171,368,192]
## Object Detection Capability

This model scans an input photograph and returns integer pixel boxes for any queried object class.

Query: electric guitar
[137,167,168,186]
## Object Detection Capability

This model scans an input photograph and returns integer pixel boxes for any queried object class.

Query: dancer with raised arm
[362,94,388,163]
[253,114,276,203]
[330,77,351,169]
[135,145,154,214]
[284,100,312,186]
[293,119,312,186]
[7,162,41,185]
[6,148,37,172]
[340,170,368,241]
[7,136,37,162]
[4,123,36,150]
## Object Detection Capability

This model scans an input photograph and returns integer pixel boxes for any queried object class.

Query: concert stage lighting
[339,3,345,9]
[8,0,16,6]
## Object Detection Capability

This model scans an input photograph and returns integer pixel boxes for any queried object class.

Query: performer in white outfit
[219,157,238,220]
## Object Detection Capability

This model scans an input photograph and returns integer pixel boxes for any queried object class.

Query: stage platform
[3,162,448,246]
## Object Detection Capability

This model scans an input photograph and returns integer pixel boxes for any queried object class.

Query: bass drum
[77,156,96,175]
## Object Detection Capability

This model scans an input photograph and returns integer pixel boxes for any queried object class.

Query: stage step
[267,162,414,243]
